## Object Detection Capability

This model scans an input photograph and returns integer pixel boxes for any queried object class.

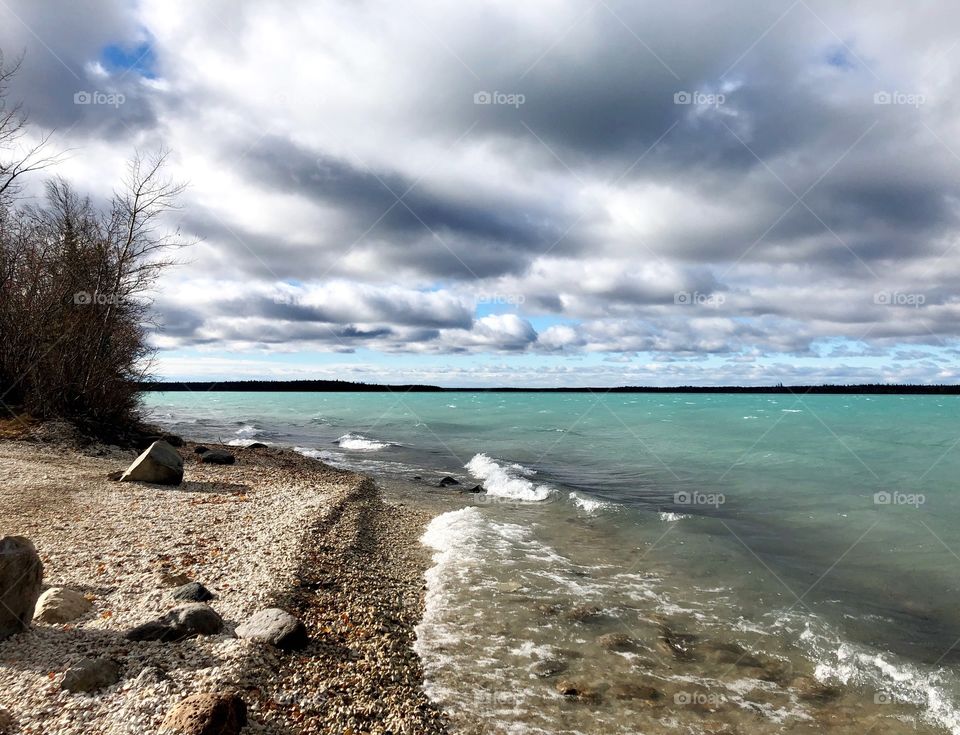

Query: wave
[228,424,265,446]
[336,432,390,451]
[568,491,616,514]
[659,511,689,521]
[465,453,555,502]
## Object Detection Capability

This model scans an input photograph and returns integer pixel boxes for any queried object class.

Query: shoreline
[0,435,449,734]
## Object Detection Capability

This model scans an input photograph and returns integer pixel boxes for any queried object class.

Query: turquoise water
[145,391,960,733]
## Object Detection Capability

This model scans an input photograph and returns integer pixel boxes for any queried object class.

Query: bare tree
[0,52,60,206]
[0,55,190,439]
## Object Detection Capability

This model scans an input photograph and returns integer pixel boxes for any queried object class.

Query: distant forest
[141,381,960,395]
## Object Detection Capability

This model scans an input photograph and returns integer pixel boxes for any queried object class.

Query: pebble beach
[0,436,448,734]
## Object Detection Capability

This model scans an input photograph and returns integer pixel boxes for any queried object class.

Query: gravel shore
[0,438,449,734]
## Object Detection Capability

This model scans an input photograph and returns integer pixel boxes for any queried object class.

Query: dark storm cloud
[2,0,959,376]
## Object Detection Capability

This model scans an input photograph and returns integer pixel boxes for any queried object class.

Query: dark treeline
[141,380,960,395]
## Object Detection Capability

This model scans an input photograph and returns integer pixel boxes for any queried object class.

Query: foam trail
[465,453,555,501]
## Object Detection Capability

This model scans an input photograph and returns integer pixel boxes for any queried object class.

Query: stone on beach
[0,707,14,735]
[199,450,235,465]
[596,632,637,651]
[126,603,224,642]
[437,476,460,487]
[0,536,43,640]
[235,608,308,650]
[34,587,92,624]
[159,692,247,735]
[530,657,568,678]
[171,581,215,602]
[119,440,184,485]
[61,657,121,693]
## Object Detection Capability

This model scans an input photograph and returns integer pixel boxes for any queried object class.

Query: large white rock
[119,440,184,485]
[0,536,43,640]
[34,587,92,624]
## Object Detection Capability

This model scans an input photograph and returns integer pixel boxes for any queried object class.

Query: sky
[1,0,958,386]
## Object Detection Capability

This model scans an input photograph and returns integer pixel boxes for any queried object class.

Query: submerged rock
[62,657,121,693]
[657,625,700,661]
[530,657,568,678]
[34,587,92,624]
[609,682,664,703]
[126,603,223,642]
[120,441,184,485]
[160,692,247,735]
[791,676,843,704]
[437,476,460,487]
[564,604,604,623]
[555,679,602,703]
[597,632,638,652]
[0,536,43,640]
[235,608,308,650]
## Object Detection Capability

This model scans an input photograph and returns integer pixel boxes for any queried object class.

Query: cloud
[2,0,959,383]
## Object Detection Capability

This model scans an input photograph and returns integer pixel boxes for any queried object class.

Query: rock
[791,676,843,704]
[0,708,15,735]
[159,692,247,735]
[465,485,484,493]
[0,536,43,640]
[609,682,664,703]
[135,665,170,685]
[120,441,184,485]
[235,608,308,650]
[157,571,192,588]
[171,582,215,602]
[530,657,568,678]
[126,603,224,642]
[564,604,604,623]
[107,469,123,481]
[412,475,422,480]
[657,626,700,661]
[138,433,184,449]
[199,450,235,465]
[247,442,268,449]
[194,446,209,454]
[163,434,185,448]
[34,587,92,624]
[555,679,602,703]
[437,476,460,487]
[62,657,121,693]
[597,632,637,652]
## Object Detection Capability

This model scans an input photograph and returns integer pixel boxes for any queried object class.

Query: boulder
[465,485,484,493]
[437,476,460,487]
[0,536,43,640]
[193,446,209,454]
[199,450,234,465]
[34,587,92,624]
[235,608,308,650]
[62,657,121,693]
[120,441,184,485]
[246,442,268,449]
[160,692,247,735]
[0,707,15,735]
[126,603,224,642]
[171,582,215,602]
[134,665,170,686]
[0,709,17,735]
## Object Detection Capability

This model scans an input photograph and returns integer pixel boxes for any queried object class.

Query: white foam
[465,453,555,502]
[659,511,689,522]
[336,432,390,451]
[568,491,616,514]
